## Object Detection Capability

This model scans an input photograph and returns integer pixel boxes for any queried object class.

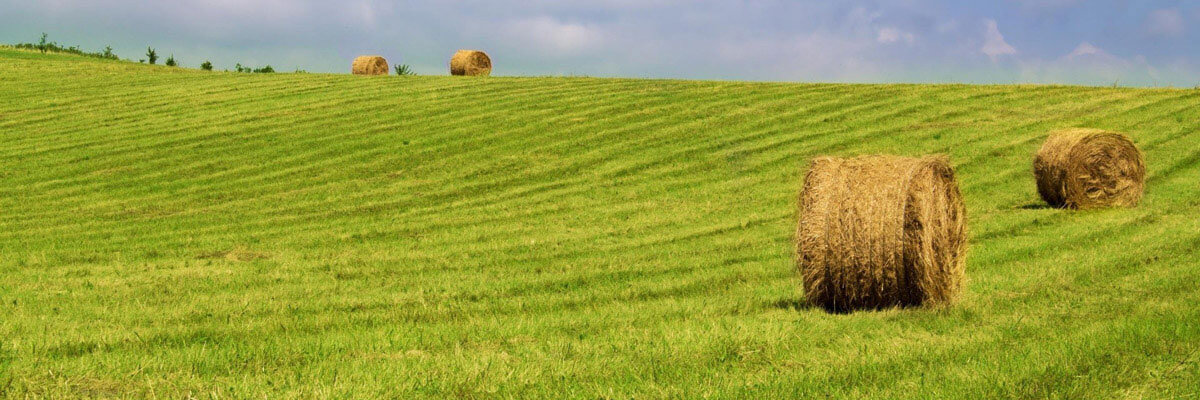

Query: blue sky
[2,0,1198,86]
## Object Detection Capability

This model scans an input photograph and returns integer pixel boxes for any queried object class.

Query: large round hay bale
[449,50,492,76]
[352,55,389,76]
[797,155,968,313]
[1033,129,1145,209]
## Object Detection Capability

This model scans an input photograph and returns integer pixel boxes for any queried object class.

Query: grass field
[2,48,1199,398]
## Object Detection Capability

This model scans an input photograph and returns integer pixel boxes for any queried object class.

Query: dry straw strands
[1033,128,1145,209]
[352,56,389,76]
[450,50,492,76]
[797,155,968,313]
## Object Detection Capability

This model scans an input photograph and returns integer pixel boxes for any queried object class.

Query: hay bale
[352,55,389,76]
[449,50,492,76]
[1033,129,1145,209]
[796,155,968,313]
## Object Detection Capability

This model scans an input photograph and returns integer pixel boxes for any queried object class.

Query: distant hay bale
[797,155,968,313]
[449,50,492,76]
[1033,129,1145,209]
[352,55,389,76]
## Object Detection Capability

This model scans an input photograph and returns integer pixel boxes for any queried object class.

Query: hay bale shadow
[768,297,812,311]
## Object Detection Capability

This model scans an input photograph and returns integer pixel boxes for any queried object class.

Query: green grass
[2,47,1199,398]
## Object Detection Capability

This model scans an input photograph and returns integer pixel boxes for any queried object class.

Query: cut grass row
[2,48,1199,397]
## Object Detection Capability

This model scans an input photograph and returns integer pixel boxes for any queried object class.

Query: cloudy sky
[2,0,1198,86]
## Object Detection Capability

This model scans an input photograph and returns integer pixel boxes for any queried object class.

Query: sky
[2,0,1199,86]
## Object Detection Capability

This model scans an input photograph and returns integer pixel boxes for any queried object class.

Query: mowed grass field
[2,48,1199,398]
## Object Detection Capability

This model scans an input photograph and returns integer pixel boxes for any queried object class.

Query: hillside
[2,48,1199,398]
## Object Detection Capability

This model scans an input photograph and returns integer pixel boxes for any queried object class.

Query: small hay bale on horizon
[352,55,389,76]
[797,155,968,313]
[449,50,492,76]
[1033,128,1145,209]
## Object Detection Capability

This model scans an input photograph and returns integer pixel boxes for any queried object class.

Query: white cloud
[712,32,880,81]
[936,19,960,34]
[876,27,915,45]
[1144,8,1185,37]
[1018,42,1164,86]
[981,19,1017,61]
[502,16,604,54]
[846,6,883,28]
[1067,42,1108,58]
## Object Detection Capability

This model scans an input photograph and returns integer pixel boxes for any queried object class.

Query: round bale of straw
[797,155,968,313]
[352,56,389,76]
[1033,129,1145,209]
[450,50,492,76]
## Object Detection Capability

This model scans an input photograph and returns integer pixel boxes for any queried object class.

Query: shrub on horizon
[11,33,119,60]
[394,64,416,76]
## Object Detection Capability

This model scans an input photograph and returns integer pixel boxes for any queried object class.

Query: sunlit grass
[1,48,1198,398]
